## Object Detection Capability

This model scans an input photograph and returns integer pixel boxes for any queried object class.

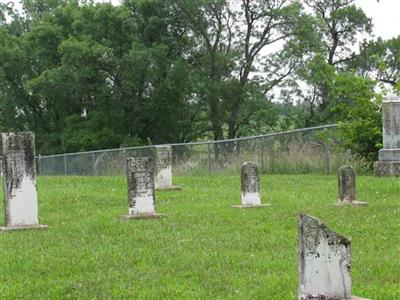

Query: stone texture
[374,93,400,176]
[127,157,155,215]
[232,161,271,208]
[338,165,356,202]
[154,145,181,190]
[336,165,367,206]
[298,214,352,300]
[1,132,47,230]
[298,214,370,300]
[241,161,261,205]
[123,157,165,219]
[373,161,400,176]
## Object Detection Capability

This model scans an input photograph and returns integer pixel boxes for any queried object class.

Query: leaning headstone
[121,157,166,219]
[1,132,47,231]
[231,161,271,208]
[337,165,367,206]
[298,214,370,300]
[374,93,400,176]
[154,145,181,191]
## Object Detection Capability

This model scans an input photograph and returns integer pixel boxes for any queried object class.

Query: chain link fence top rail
[35,124,365,176]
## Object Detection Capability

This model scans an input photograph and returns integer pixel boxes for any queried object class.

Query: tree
[295,0,373,124]
[354,37,400,92]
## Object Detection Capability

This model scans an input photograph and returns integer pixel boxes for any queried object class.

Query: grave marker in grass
[154,145,181,191]
[231,161,271,208]
[298,214,370,300]
[337,165,367,206]
[1,132,48,231]
[121,157,166,219]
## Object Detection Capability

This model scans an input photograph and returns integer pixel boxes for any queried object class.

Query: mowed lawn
[0,175,399,299]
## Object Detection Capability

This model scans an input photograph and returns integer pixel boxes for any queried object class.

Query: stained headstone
[121,157,166,219]
[298,214,369,300]
[337,165,367,206]
[232,161,271,208]
[154,145,181,190]
[1,132,47,231]
[374,93,400,176]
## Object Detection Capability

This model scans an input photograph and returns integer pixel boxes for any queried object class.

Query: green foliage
[354,36,400,91]
[333,74,382,163]
[0,0,390,160]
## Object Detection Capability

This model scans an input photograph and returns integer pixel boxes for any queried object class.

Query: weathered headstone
[374,93,400,176]
[231,161,271,208]
[121,157,166,219]
[154,145,181,190]
[1,132,47,231]
[337,165,367,206]
[298,214,369,300]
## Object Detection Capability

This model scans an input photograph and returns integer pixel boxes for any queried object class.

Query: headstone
[374,93,400,176]
[1,132,47,231]
[298,214,369,300]
[154,145,181,190]
[337,166,367,206]
[231,161,271,208]
[121,157,166,219]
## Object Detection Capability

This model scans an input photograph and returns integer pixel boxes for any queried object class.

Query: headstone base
[373,161,400,176]
[155,186,182,191]
[336,200,368,206]
[1,224,48,232]
[120,213,167,220]
[231,204,271,209]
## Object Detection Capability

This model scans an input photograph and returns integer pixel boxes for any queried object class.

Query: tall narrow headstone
[298,214,369,300]
[154,145,181,190]
[374,93,400,176]
[337,165,367,206]
[1,132,47,231]
[231,161,271,208]
[121,157,166,219]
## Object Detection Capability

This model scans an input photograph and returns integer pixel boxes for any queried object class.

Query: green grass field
[0,175,399,299]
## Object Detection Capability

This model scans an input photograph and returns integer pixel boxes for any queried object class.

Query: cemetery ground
[0,175,399,299]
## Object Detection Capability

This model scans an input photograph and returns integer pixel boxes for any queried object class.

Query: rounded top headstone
[241,161,259,193]
[338,165,354,173]
[242,161,257,169]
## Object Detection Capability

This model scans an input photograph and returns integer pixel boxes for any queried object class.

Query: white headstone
[154,145,172,189]
[127,157,156,215]
[232,161,270,208]
[241,161,261,205]
[154,145,181,190]
[1,132,47,231]
[298,214,352,300]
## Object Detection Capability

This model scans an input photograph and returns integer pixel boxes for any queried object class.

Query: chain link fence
[36,124,365,176]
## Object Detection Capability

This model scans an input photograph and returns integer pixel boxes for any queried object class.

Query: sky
[355,0,400,39]
[2,0,400,40]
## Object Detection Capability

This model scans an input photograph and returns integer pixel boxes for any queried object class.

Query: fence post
[207,143,211,173]
[324,143,331,175]
[92,152,96,176]
[37,154,41,175]
[122,148,127,176]
[64,154,67,176]
[259,141,265,172]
